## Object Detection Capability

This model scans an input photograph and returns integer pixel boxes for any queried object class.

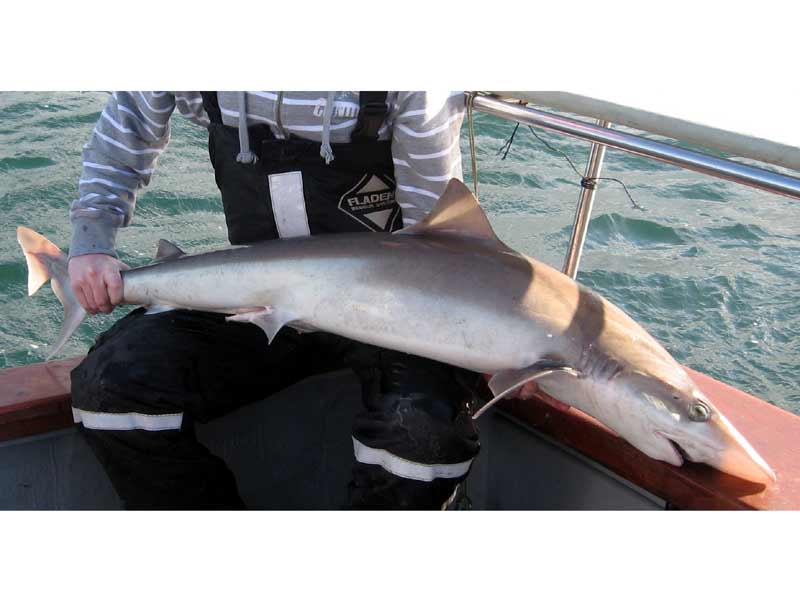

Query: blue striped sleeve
[391,92,465,226]
[69,92,175,257]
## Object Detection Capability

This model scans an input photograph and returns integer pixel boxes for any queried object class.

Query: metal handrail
[468,93,800,279]
[471,94,800,201]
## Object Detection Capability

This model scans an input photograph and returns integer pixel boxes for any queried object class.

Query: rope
[498,123,644,211]
[466,92,479,198]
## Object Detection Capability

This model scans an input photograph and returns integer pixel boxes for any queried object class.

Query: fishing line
[498,122,645,211]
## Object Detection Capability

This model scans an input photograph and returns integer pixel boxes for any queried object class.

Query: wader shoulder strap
[351,92,388,142]
[200,92,223,124]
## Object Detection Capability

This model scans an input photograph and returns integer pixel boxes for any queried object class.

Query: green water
[1,92,798,414]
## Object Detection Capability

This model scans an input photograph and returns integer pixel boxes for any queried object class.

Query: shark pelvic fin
[226,306,298,343]
[473,360,580,420]
[155,239,187,262]
[397,178,506,245]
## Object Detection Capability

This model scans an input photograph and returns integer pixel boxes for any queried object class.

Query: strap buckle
[351,95,388,142]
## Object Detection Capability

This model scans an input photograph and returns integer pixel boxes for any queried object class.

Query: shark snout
[667,412,777,484]
[656,409,776,485]
[716,443,777,484]
[713,413,776,484]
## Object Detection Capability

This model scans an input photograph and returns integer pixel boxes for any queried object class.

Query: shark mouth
[655,431,686,467]
[658,432,719,468]
[668,439,691,464]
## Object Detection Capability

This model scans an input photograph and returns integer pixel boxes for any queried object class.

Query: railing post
[563,120,611,279]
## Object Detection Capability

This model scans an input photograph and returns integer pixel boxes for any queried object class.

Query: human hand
[68,253,128,314]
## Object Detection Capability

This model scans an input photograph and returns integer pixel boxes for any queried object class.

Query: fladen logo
[338,173,400,232]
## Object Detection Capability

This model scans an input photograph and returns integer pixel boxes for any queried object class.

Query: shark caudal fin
[16,226,86,360]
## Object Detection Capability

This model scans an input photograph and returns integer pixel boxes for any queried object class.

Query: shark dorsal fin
[397,179,503,243]
[155,239,187,262]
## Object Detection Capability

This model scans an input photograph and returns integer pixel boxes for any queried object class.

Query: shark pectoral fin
[473,361,580,420]
[488,361,579,398]
[226,307,296,343]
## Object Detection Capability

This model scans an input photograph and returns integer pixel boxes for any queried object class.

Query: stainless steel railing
[467,93,800,277]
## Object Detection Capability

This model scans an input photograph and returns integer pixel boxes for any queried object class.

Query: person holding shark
[22,93,773,505]
[66,91,482,509]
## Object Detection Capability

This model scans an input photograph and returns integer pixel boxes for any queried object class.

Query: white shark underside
[17,179,776,484]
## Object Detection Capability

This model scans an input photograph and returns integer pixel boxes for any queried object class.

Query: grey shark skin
[17,179,775,484]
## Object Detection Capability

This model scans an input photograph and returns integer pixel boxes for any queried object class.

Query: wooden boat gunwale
[1,356,798,510]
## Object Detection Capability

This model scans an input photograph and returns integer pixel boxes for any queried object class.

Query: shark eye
[688,401,711,422]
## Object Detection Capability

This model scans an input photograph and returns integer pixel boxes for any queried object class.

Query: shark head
[613,370,776,484]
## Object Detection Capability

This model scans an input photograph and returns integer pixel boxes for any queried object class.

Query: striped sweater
[70,91,466,257]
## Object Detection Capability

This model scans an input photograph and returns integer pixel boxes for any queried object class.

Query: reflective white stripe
[72,408,183,431]
[352,437,473,482]
[268,171,311,238]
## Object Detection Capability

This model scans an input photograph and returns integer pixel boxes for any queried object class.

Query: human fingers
[104,267,124,307]
[88,270,114,314]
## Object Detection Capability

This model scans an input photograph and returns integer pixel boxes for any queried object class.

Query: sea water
[0,92,797,415]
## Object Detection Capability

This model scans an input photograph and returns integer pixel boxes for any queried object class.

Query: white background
[2,1,797,598]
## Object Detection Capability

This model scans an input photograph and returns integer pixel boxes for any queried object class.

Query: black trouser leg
[71,308,315,510]
[80,428,246,510]
[72,309,481,510]
[346,349,481,509]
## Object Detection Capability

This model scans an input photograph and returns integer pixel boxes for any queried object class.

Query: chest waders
[200,92,403,245]
[70,93,480,509]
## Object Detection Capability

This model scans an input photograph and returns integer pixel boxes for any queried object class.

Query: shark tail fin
[16,226,86,360]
